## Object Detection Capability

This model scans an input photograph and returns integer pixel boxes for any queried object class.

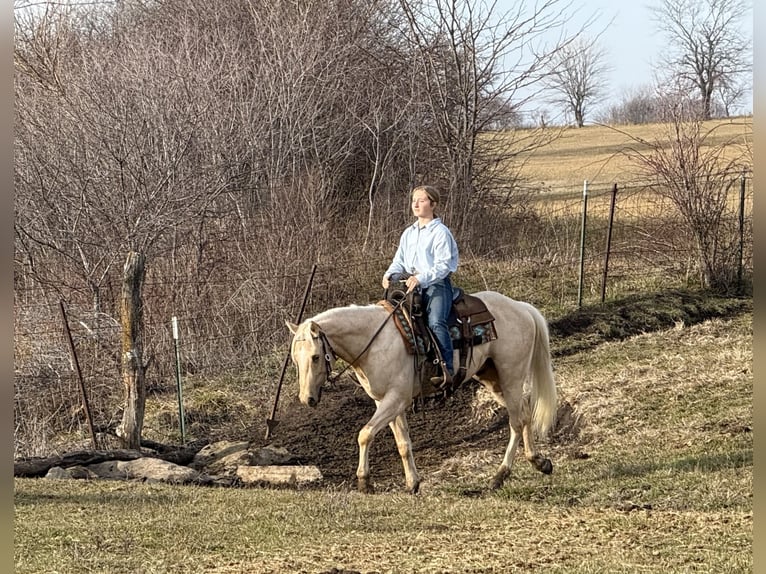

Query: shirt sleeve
[384,230,408,278]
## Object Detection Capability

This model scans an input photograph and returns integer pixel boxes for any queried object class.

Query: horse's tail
[527,304,557,438]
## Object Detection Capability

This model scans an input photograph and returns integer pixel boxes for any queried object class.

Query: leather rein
[318,297,406,385]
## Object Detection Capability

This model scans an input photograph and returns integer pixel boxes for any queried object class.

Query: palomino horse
[286,290,557,494]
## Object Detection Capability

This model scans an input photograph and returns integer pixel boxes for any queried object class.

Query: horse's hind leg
[486,373,550,490]
[388,414,420,494]
[523,417,553,475]
[477,368,524,491]
[491,422,522,490]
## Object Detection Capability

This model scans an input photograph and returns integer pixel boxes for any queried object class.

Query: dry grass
[514,117,753,191]
[15,310,752,573]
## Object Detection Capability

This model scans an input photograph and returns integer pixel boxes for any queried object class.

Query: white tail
[528,305,557,438]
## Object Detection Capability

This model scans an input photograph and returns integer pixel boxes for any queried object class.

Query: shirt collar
[411,217,441,230]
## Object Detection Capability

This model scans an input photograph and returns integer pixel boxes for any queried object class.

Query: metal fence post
[737,171,746,292]
[172,316,187,445]
[601,184,618,303]
[577,180,589,307]
[59,300,98,450]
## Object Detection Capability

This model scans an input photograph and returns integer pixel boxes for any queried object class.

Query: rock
[251,445,296,466]
[190,442,298,475]
[236,465,323,486]
[45,465,98,480]
[87,458,201,484]
[189,440,250,471]
[205,450,253,475]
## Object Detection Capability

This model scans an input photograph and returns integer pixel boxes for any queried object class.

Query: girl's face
[411,189,434,219]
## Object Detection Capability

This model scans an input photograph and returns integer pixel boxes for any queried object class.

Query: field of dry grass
[515,117,753,192]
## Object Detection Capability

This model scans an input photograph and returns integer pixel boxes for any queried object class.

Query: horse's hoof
[490,467,510,490]
[540,458,553,475]
[408,480,421,495]
[358,478,374,494]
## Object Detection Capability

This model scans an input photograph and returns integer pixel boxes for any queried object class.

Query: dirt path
[249,377,509,491]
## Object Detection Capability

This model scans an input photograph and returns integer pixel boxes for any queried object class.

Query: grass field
[14,307,752,573]
[515,117,753,191]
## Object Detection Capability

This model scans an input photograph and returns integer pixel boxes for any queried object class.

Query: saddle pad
[377,300,420,355]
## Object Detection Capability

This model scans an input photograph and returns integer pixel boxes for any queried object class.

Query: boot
[430,362,453,390]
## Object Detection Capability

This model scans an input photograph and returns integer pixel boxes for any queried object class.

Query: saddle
[379,277,497,398]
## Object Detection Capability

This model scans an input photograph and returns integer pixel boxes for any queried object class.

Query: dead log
[14,449,143,478]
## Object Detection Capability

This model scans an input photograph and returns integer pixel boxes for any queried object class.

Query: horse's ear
[309,321,320,335]
[286,321,299,334]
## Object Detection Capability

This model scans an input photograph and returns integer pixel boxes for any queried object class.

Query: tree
[544,37,611,127]
[651,0,751,119]
[397,0,582,235]
[617,94,751,291]
[15,2,234,447]
[600,85,663,125]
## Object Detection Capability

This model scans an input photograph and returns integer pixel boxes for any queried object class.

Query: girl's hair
[411,185,440,205]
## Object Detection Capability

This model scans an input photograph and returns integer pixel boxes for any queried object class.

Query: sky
[496,0,754,120]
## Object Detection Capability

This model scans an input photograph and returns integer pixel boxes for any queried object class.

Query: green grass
[15,307,752,573]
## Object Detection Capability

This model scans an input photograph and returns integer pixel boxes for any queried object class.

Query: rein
[324,297,405,384]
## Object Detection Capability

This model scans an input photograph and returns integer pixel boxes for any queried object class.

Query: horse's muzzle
[304,387,322,408]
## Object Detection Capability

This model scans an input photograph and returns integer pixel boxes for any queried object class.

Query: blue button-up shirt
[384,218,459,288]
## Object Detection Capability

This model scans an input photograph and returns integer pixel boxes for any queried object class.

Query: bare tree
[651,0,751,119]
[15,2,236,447]
[397,0,581,235]
[600,85,662,125]
[544,37,611,127]
[617,94,751,290]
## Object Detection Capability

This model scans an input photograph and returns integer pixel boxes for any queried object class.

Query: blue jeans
[422,277,454,374]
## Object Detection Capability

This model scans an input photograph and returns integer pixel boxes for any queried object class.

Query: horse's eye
[312,355,320,363]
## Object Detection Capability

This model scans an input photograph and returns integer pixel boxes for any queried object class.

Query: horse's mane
[310,303,382,325]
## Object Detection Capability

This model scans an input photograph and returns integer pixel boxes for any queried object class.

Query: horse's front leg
[356,424,375,494]
[357,395,409,494]
[388,413,420,494]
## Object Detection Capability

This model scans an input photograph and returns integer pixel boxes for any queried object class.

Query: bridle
[292,330,336,381]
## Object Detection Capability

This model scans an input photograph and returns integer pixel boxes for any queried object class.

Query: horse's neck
[316,305,383,363]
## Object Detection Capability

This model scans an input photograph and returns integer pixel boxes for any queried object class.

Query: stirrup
[429,366,453,390]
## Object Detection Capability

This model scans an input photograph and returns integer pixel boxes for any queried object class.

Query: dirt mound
[249,377,509,491]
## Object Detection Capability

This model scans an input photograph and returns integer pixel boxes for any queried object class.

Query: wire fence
[13,174,753,458]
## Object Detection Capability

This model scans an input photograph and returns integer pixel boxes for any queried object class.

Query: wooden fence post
[116,251,147,450]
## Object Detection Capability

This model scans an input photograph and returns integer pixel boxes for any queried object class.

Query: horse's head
[286,320,334,408]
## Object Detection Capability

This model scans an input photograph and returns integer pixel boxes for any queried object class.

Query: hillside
[515,116,753,189]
